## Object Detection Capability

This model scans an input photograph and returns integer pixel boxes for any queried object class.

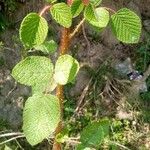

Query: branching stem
[0,132,23,138]
[103,7,116,14]
[70,18,85,39]
[0,135,25,145]
[39,5,51,17]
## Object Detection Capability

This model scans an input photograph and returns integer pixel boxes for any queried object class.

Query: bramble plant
[11,0,141,149]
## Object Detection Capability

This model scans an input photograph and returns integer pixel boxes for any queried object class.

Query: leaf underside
[54,54,79,85]
[23,93,60,145]
[12,56,53,87]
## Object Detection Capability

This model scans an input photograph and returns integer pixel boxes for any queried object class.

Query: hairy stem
[52,0,82,149]
[52,22,71,150]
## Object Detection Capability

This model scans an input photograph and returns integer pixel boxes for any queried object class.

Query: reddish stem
[59,28,71,55]
[52,29,71,150]
[52,1,71,150]
[52,28,71,150]
[67,0,73,6]
[82,0,89,6]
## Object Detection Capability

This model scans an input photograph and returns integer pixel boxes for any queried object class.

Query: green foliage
[10,0,142,147]
[0,56,5,67]
[111,8,141,43]
[141,92,150,102]
[77,119,110,149]
[34,40,58,54]
[55,128,69,143]
[0,118,10,130]
[50,3,72,27]
[111,119,130,145]
[87,7,109,28]
[23,93,60,145]
[54,54,80,85]
[71,0,84,18]
[32,76,57,94]
[46,0,57,3]
[135,37,150,72]
[84,4,97,22]
[90,0,102,6]
[4,0,17,12]
[12,56,53,87]
[3,145,12,150]
[0,14,8,32]
[19,13,48,48]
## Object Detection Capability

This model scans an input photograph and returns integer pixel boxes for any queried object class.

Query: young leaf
[19,13,48,48]
[34,40,58,54]
[23,93,60,145]
[71,0,84,18]
[50,3,72,28]
[80,119,109,147]
[90,0,102,6]
[84,4,97,22]
[55,128,69,143]
[87,7,109,28]
[54,54,80,85]
[12,56,53,86]
[111,8,142,43]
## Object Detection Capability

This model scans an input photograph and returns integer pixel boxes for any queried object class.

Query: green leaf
[54,54,79,85]
[12,56,53,86]
[46,0,57,3]
[55,128,69,143]
[23,93,60,145]
[56,133,68,143]
[50,3,72,28]
[19,13,48,48]
[80,119,110,147]
[32,76,57,94]
[84,4,97,22]
[90,0,102,6]
[71,0,84,18]
[34,40,58,54]
[111,8,142,43]
[88,7,109,28]
[4,145,12,150]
